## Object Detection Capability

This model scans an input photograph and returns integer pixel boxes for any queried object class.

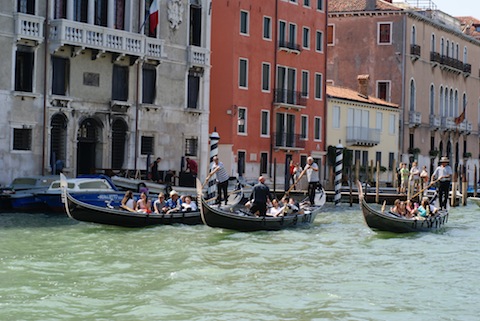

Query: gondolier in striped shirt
[206,156,230,205]
[431,156,452,210]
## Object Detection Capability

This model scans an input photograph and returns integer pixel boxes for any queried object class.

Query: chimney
[357,75,370,98]
[366,0,377,11]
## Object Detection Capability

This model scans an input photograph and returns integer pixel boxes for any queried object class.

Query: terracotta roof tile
[457,16,480,40]
[327,85,398,108]
[328,0,402,13]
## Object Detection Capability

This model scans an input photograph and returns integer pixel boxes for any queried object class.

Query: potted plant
[429,149,439,158]
[408,147,421,155]
[463,152,472,159]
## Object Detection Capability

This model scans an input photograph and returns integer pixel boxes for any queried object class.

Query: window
[262,63,270,91]
[430,85,435,115]
[13,128,32,151]
[142,64,156,104]
[409,79,416,111]
[301,115,308,139]
[111,119,127,168]
[378,22,392,44]
[240,10,249,35]
[260,152,268,174]
[54,0,66,18]
[304,0,310,7]
[187,70,201,109]
[239,58,248,88]
[261,110,270,136]
[114,0,126,30]
[315,31,323,52]
[237,151,246,177]
[301,71,309,97]
[289,23,297,46]
[276,66,297,104]
[431,34,436,52]
[189,3,202,46]
[263,16,272,40]
[302,27,310,49]
[389,114,396,134]
[185,137,198,157]
[377,81,390,101]
[376,151,382,167]
[95,0,107,26]
[388,152,395,170]
[314,117,322,141]
[411,25,416,45]
[15,45,34,92]
[18,0,35,14]
[51,114,67,167]
[279,21,286,44]
[376,112,383,131]
[52,56,69,96]
[316,0,323,10]
[141,136,154,155]
[238,107,247,134]
[112,65,129,101]
[73,0,88,23]
[314,73,323,99]
[332,106,340,128]
[327,24,334,46]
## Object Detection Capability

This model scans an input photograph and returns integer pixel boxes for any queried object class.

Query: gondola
[60,174,242,228]
[357,181,448,233]
[468,196,480,208]
[197,179,326,232]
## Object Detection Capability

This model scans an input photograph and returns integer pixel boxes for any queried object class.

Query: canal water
[0,203,479,321]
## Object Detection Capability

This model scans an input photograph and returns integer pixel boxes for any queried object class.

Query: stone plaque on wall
[83,72,100,87]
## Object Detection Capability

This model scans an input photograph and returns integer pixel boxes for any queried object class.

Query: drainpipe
[42,0,50,175]
[323,3,328,183]
[270,0,278,178]
[400,14,406,161]
[134,0,143,172]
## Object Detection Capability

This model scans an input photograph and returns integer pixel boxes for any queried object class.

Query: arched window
[439,86,444,116]
[409,79,416,112]
[444,87,448,117]
[429,84,435,115]
[446,40,450,57]
[431,33,436,52]
[463,46,468,63]
[411,25,416,45]
[449,89,454,117]
[440,38,444,55]
[454,90,459,117]
[462,93,467,114]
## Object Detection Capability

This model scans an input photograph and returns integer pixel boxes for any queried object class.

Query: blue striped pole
[334,143,344,206]
[207,131,220,199]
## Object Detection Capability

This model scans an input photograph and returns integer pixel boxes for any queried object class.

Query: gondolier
[205,156,230,205]
[431,156,452,210]
[249,176,271,216]
[305,156,320,205]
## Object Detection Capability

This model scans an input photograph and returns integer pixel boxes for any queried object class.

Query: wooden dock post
[375,161,380,204]
[474,165,478,198]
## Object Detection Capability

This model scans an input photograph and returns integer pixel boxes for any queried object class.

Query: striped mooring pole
[334,143,344,206]
[207,130,220,200]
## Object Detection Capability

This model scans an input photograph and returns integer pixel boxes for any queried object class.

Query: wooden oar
[284,167,307,196]
[411,178,440,200]
[381,200,386,212]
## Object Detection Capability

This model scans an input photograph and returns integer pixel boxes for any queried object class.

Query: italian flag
[149,0,159,34]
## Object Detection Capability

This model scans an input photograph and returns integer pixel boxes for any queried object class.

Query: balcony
[409,111,422,127]
[429,114,441,130]
[441,116,456,131]
[273,132,306,150]
[188,46,210,68]
[346,127,380,146]
[430,51,441,66]
[278,40,301,53]
[274,89,307,109]
[49,19,165,61]
[463,63,471,77]
[14,13,45,44]
[440,55,463,73]
[458,121,472,134]
[410,44,421,60]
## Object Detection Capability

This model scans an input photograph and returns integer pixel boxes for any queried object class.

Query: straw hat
[439,156,449,163]
[169,190,179,197]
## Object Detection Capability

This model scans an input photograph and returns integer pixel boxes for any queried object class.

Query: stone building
[327,0,480,184]
[0,0,211,185]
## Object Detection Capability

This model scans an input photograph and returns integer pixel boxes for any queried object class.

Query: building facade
[327,0,480,184]
[0,0,211,186]
[210,0,327,187]
[326,79,400,185]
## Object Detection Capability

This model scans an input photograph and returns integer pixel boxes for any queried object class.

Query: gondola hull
[199,188,326,232]
[63,189,202,228]
[360,197,448,233]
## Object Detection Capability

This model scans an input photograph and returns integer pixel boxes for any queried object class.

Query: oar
[411,178,440,200]
[381,200,386,213]
[284,167,307,196]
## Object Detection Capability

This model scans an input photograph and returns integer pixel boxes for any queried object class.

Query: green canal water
[0,204,479,321]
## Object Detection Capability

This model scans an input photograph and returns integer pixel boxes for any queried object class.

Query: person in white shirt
[305,156,320,205]
[431,156,452,210]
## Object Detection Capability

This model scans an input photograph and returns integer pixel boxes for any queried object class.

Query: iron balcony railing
[274,89,307,107]
[410,44,421,57]
[273,132,306,149]
[278,40,301,52]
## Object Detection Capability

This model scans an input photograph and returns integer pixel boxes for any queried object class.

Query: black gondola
[198,179,326,232]
[358,182,448,233]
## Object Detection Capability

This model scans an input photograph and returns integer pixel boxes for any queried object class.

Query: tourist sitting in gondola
[120,190,136,212]
[418,197,439,218]
[165,190,182,214]
[405,199,419,218]
[136,192,152,214]
[181,195,197,212]
[153,192,167,214]
[267,199,285,217]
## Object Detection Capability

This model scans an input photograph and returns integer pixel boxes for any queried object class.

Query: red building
[210,0,327,187]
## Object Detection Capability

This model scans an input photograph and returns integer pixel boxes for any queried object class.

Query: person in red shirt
[185,157,198,176]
